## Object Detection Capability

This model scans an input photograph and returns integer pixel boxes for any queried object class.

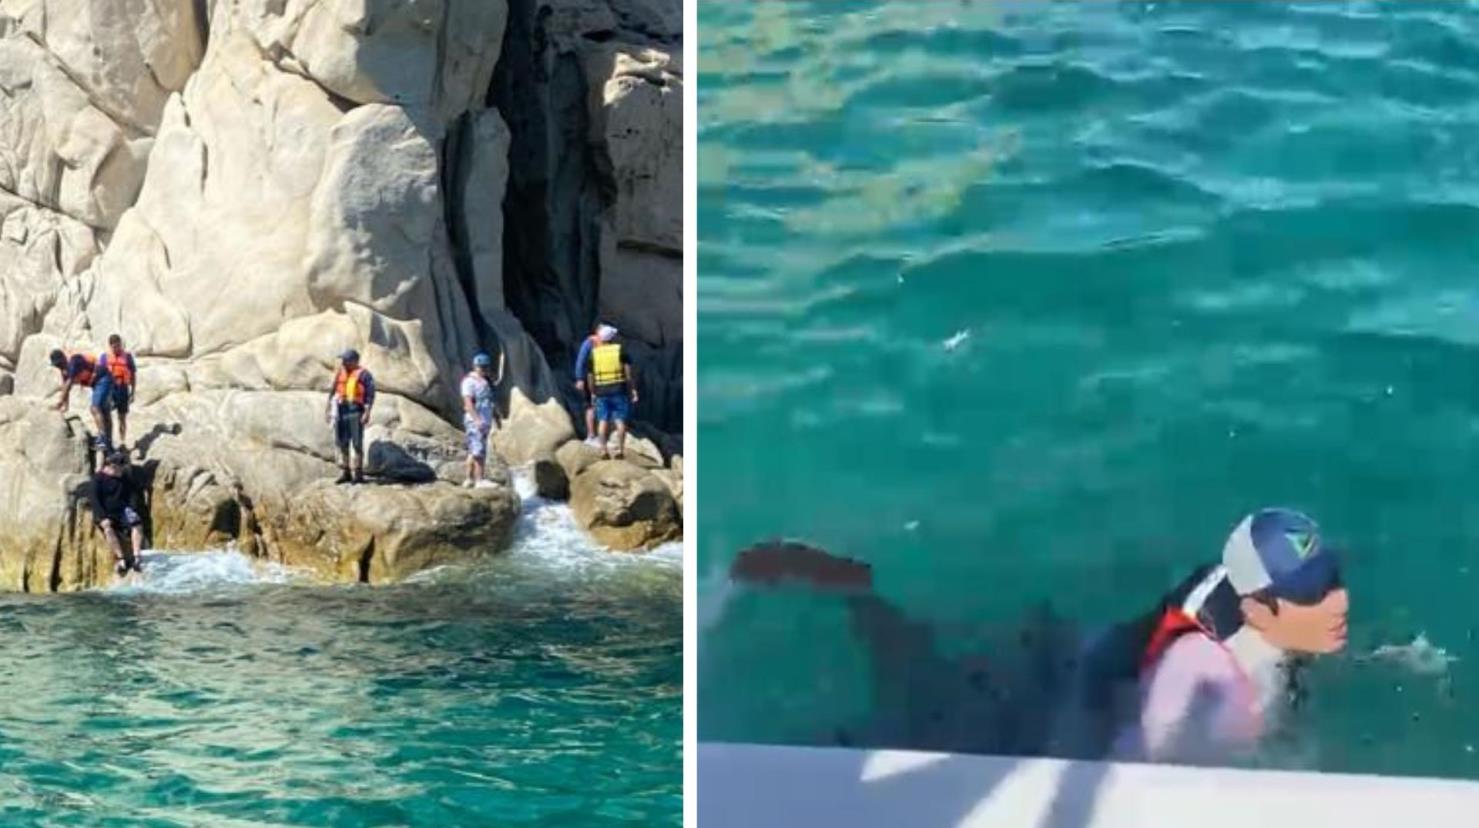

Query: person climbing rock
[88,450,146,578]
[96,334,138,452]
[462,350,505,488]
[586,325,638,460]
[326,348,375,484]
[50,348,111,451]
[574,323,615,447]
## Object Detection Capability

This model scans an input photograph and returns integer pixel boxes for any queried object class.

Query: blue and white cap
[1222,508,1342,604]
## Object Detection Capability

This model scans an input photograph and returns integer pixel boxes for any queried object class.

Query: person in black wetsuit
[89,450,146,577]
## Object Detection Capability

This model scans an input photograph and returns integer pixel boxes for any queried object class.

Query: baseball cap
[1222,508,1342,605]
[473,352,493,367]
[340,348,360,362]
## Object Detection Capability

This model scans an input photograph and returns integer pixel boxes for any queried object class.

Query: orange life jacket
[102,350,134,386]
[1140,566,1262,737]
[334,366,367,406]
[63,351,98,387]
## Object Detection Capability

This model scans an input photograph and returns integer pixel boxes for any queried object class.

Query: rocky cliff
[0,0,683,590]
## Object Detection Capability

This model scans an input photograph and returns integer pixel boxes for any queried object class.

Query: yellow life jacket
[591,343,627,394]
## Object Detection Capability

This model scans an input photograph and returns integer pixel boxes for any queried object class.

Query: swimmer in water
[726,507,1349,763]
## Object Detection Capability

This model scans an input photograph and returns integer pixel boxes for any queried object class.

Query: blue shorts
[594,393,630,424]
[112,383,131,415]
[91,377,114,412]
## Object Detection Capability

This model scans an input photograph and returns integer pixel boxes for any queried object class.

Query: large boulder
[0,0,204,134]
[219,0,507,124]
[263,479,520,584]
[556,438,603,481]
[494,388,577,466]
[0,389,524,591]
[569,459,680,551]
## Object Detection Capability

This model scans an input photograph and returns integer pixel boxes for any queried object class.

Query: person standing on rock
[96,334,138,452]
[327,349,376,485]
[586,325,638,460]
[89,450,146,578]
[50,348,111,452]
[461,350,504,488]
[575,323,617,447]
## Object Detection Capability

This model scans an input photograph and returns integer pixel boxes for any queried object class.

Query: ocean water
[698,0,1479,779]
[0,474,681,826]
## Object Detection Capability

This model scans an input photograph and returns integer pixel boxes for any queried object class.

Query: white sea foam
[1362,633,1457,676]
[506,468,682,575]
[104,547,301,595]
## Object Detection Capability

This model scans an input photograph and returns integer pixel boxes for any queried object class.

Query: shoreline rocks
[0,0,684,588]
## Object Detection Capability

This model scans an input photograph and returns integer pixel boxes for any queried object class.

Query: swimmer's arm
[1138,636,1241,760]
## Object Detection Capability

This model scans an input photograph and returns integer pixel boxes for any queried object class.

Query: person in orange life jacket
[49,348,112,448]
[1114,508,1348,762]
[574,323,616,447]
[325,349,376,484]
[96,334,138,451]
[585,325,638,460]
[89,450,146,578]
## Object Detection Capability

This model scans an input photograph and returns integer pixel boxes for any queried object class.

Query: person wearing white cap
[584,324,638,459]
[574,322,618,446]
[1116,507,1349,762]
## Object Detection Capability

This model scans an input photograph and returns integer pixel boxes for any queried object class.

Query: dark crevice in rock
[493,0,605,414]
[358,536,375,584]
[48,517,64,593]
[619,239,681,260]
[441,110,491,349]
[193,0,211,53]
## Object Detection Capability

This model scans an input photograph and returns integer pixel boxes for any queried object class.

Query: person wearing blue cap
[1117,507,1349,762]
[461,349,505,488]
[325,348,375,484]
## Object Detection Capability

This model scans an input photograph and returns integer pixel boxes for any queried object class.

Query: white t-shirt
[1113,629,1286,763]
[461,373,494,422]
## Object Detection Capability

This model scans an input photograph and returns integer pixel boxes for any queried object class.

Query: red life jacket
[334,366,368,406]
[102,350,135,386]
[63,351,98,387]
[1140,565,1262,736]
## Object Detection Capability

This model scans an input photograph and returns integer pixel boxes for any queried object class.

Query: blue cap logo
[1286,529,1317,560]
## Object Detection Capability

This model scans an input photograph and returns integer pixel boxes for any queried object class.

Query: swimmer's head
[1223,508,1348,654]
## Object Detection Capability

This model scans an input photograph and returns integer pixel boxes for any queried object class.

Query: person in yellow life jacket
[325,349,376,484]
[96,334,138,451]
[49,349,113,449]
[1112,508,1348,763]
[585,325,638,460]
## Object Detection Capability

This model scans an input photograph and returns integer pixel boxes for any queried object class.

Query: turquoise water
[699,0,1479,779]
[0,478,681,826]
